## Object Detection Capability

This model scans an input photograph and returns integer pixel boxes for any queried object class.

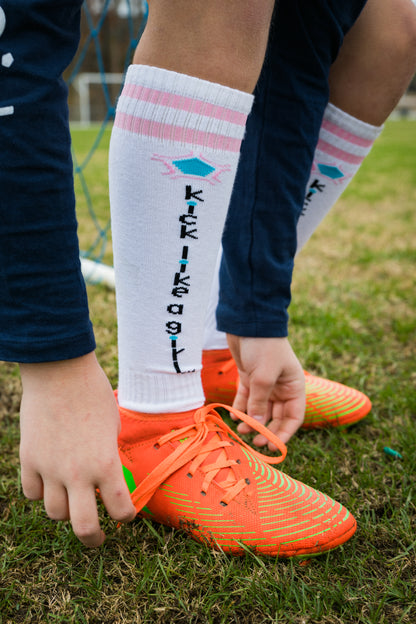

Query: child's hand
[227,335,305,447]
[19,352,136,547]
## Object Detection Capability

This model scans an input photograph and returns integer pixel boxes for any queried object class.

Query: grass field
[0,121,415,624]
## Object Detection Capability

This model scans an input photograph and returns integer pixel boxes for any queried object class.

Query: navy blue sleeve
[217,0,368,338]
[0,0,96,363]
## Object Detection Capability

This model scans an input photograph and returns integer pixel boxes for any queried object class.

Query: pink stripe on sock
[114,111,243,152]
[122,83,247,127]
[317,139,365,165]
[322,119,373,148]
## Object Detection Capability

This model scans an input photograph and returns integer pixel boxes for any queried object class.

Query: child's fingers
[98,467,137,525]
[67,486,106,548]
[43,481,70,521]
[20,463,43,501]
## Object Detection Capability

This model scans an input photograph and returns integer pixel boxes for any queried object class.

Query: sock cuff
[316,102,383,166]
[124,65,254,114]
[118,368,205,413]
[324,102,383,143]
[114,64,254,152]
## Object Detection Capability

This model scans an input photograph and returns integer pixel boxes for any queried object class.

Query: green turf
[0,120,415,624]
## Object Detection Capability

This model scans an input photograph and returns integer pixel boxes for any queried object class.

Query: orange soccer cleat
[118,399,356,557]
[201,349,371,428]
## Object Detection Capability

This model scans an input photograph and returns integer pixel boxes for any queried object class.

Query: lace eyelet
[220,501,228,507]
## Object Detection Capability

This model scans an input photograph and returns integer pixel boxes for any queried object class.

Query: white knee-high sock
[202,103,382,352]
[297,102,382,251]
[110,65,253,413]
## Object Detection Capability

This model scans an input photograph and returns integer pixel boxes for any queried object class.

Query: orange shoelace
[130,404,287,512]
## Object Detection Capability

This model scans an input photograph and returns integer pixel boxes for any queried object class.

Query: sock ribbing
[114,65,253,151]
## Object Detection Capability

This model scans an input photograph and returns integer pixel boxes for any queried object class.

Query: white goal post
[80,257,116,288]
[72,72,125,125]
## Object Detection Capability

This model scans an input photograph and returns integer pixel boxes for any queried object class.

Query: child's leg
[329,0,416,127]
[298,0,416,249]
[110,0,274,413]
[109,1,357,557]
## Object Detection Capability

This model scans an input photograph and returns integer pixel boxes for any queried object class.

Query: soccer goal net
[67,0,148,287]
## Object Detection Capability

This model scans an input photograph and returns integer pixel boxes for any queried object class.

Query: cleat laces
[130,403,287,512]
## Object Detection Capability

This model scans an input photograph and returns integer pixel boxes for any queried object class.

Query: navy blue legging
[0,0,95,362]
[218,0,368,338]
